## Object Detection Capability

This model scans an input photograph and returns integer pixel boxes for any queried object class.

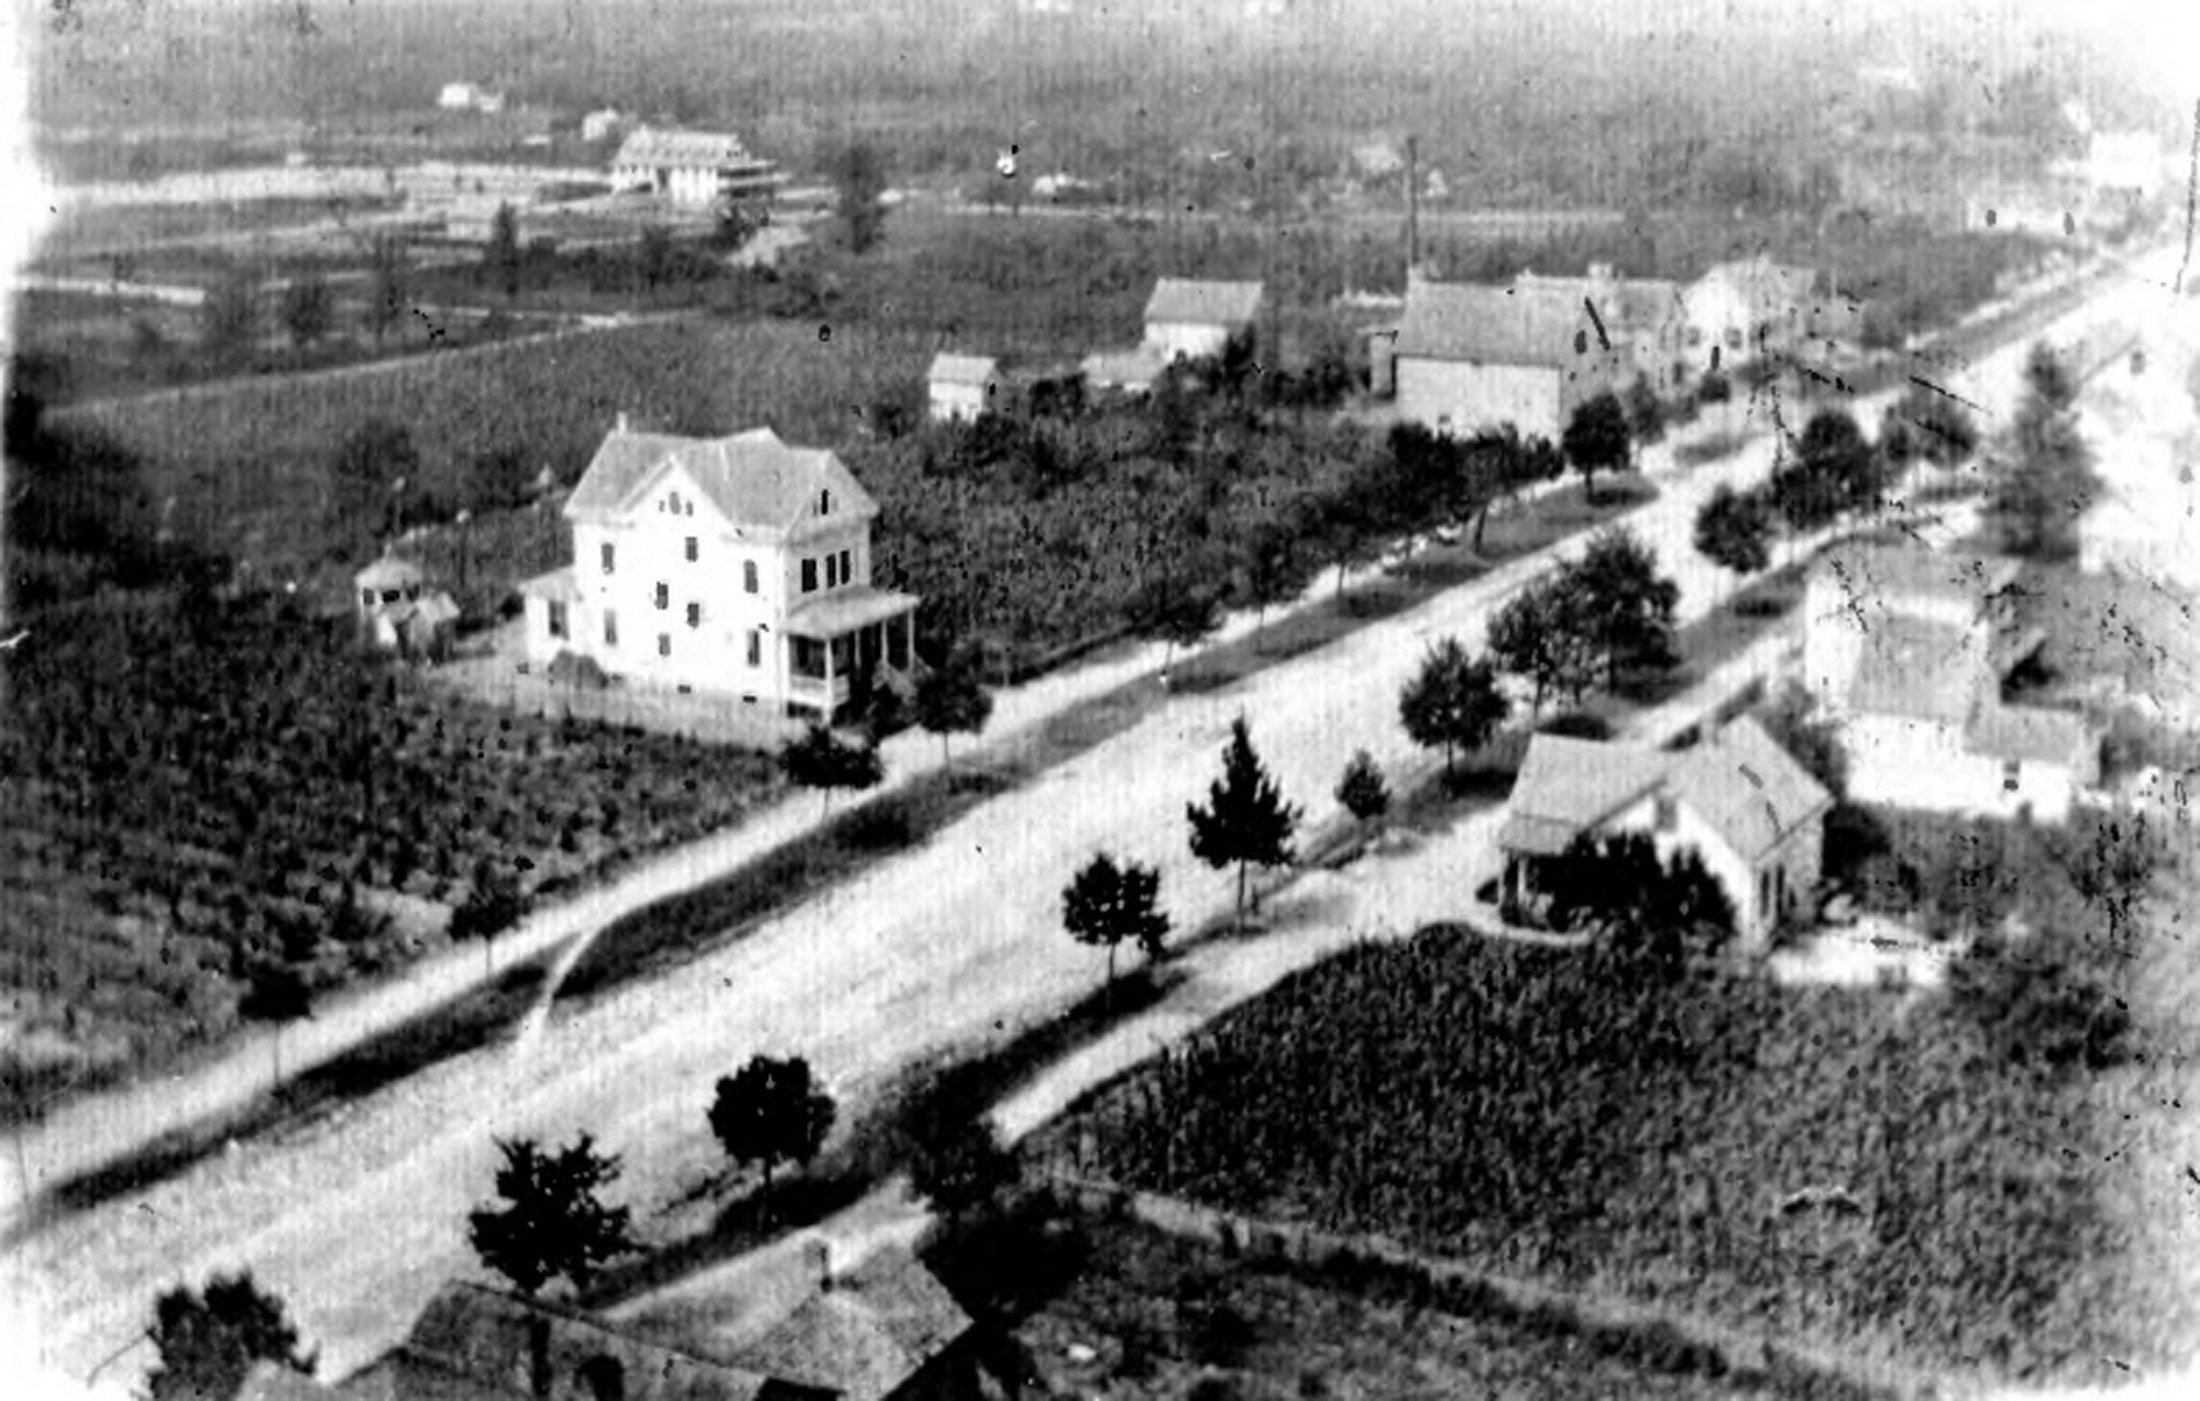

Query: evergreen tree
[1186,715,1302,929]
[468,1133,638,1296]
[833,139,891,254]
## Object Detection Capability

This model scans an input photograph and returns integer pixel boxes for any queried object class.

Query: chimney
[615,410,630,434]
[804,1237,834,1293]
[1404,135,1420,276]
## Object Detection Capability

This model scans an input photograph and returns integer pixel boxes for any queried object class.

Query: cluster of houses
[240,1244,991,1401]
[1496,539,2104,947]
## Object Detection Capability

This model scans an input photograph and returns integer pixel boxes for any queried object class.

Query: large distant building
[1390,278,1624,441]
[612,127,783,207]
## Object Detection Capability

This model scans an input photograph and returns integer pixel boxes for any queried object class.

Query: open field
[1045,856,2193,1390]
[0,590,783,1124]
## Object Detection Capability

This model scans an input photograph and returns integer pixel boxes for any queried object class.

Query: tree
[1562,390,1631,501]
[449,860,527,974]
[1397,637,1510,780]
[1235,517,1311,651]
[146,1272,316,1401]
[485,201,522,299]
[1296,488,1377,601]
[913,647,994,767]
[464,444,536,513]
[1623,378,1668,449]
[1881,382,1979,469]
[1464,428,1564,554]
[365,235,407,348]
[707,1054,836,1196]
[200,271,260,364]
[779,723,885,812]
[1992,357,2097,562]
[1693,482,1773,589]
[1186,715,1301,930]
[468,1133,638,1296]
[327,418,420,547]
[237,961,311,1084]
[714,200,760,253]
[908,1107,1019,1220]
[2023,340,2078,415]
[277,273,334,350]
[1334,749,1391,824]
[1488,575,1597,715]
[636,224,674,291]
[1128,576,1224,682]
[832,139,891,255]
[1796,408,1882,515]
[1062,851,1171,990]
[1567,527,1680,690]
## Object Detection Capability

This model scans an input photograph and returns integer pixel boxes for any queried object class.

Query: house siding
[1841,715,2079,823]
[1395,357,1568,441]
[928,380,990,423]
[1144,321,1237,363]
[1597,790,1816,951]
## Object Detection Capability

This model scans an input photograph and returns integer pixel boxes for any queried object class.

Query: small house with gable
[520,418,917,722]
[1498,717,1834,949]
[613,127,783,208]
[1140,278,1264,364]
[354,554,460,662]
[924,353,1001,423]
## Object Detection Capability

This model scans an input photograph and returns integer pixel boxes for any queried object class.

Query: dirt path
[10,249,2176,1397]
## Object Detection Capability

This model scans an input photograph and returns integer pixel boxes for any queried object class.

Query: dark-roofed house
[1391,278,1627,441]
[1140,278,1264,364]
[612,127,783,207]
[1803,540,2099,822]
[520,418,918,722]
[1498,717,1832,948]
[924,353,1000,424]
[336,1281,833,1401]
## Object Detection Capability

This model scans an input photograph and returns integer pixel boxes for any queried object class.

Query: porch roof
[786,586,920,638]
[520,566,582,603]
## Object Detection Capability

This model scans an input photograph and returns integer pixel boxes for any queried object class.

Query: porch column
[822,632,835,723]
[904,610,915,672]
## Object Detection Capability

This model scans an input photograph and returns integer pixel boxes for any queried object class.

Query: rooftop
[1814,539,2024,617]
[786,586,921,638]
[1667,716,1835,862]
[1498,734,1671,855]
[355,555,427,589]
[1846,613,1990,725]
[1143,277,1264,329]
[565,426,875,534]
[1393,280,1612,369]
[926,352,999,386]
[612,126,776,173]
[1966,700,2097,767]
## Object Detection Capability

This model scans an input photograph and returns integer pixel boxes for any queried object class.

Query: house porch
[784,586,920,723]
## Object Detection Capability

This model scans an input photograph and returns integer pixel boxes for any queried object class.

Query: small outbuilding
[354,554,460,663]
[925,353,1002,423]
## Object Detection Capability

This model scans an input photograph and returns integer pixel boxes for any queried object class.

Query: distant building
[1498,716,1833,949]
[2088,130,2165,199]
[1390,277,1625,441]
[1140,278,1264,363]
[354,554,460,663]
[1515,264,1691,392]
[580,107,625,144]
[1802,541,2099,823]
[520,417,917,722]
[926,352,1002,423]
[1078,346,1168,396]
[1964,185,2080,240]
[612,127,783,208]
[437,82,506,114]
[1679,256,1843,375]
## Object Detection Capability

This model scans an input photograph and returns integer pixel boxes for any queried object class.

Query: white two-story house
[521,420,918,723]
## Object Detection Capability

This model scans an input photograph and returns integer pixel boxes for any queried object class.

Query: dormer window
[669,490,682,513]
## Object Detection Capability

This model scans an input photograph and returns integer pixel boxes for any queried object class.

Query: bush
[546,650,612,689]
[1536,711,1612,740]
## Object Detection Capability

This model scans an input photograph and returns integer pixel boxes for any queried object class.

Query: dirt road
[11,249,2176,1395]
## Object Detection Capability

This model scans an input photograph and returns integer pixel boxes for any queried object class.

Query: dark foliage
[1693,483,1773,579]
[146,1272,316,1401]
[1561,391,1632,499]
[708,1053,837,1194]
[1186,716,1302,928]
[777,724,885,809]
[912,648,994,765]
[1334,749,1391,824]
[1062,851,1172,987]
[468,1133,638,1296]
[1397,637,1509,778]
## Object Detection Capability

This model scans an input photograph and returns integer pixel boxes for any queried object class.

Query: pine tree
[1186,715,1301,929]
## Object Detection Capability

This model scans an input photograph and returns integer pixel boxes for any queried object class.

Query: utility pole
[1405,134,1421,277]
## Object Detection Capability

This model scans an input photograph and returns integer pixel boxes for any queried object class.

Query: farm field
[0,588,783,1125]
[1006,1217,1811,1401]
[1046,878,2196,1390]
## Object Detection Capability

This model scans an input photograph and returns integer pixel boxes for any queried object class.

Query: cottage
[354,554,460,662]
[1078,346,1168,396]
[1498,716,1833,949]
[520,419,918,722]
[1140,278,1264,364]
[580,107,625,144]
[1802,541,2099,823]
[925,353,1001,423]
[1680,256,1827,374]
[612,127,783,208]
[1391,278,1626,442]
[1516,265,1691,391]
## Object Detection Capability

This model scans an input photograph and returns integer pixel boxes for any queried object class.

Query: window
[548,601,568,639]
[838,548,852,584]
[743,560,759,594]
[1686,327,1704,349]
[1653,794,1677,832]
[601,542,616,575]
[359,588,375,608]
[668,490,681,514]
[746,629,762,666]
[1759,869,1773,918]
[825,553,839,589]
[801,558,818,593]
[603,610,619,646]
[2002,760,2021,793]
[1724,327,1743,351]
[657,633,671,657]
[686,601,701,628]
[654,581,669,610]
[819,489,832,515]
[684,536,698,563]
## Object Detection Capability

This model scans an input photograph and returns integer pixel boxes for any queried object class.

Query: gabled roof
[1966,702,2097,768]
[726,1250,972,1401]
[565,426,875,534]
[1816,540,2022,613]
[356,555,427,590]
[1499,734,1670,855]
[1668,717,1833,862]
[1694,256,1820,311]
[1392,281,1611,369]
[390,1282,799,1401]
[1143,278,1264,329]
[1847,614,1989,724]
[926,352,999,386]
[613,126,775,173]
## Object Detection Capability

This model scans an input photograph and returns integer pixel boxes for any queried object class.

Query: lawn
[1046,905,2194,1387]
[0,588,784,1125]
